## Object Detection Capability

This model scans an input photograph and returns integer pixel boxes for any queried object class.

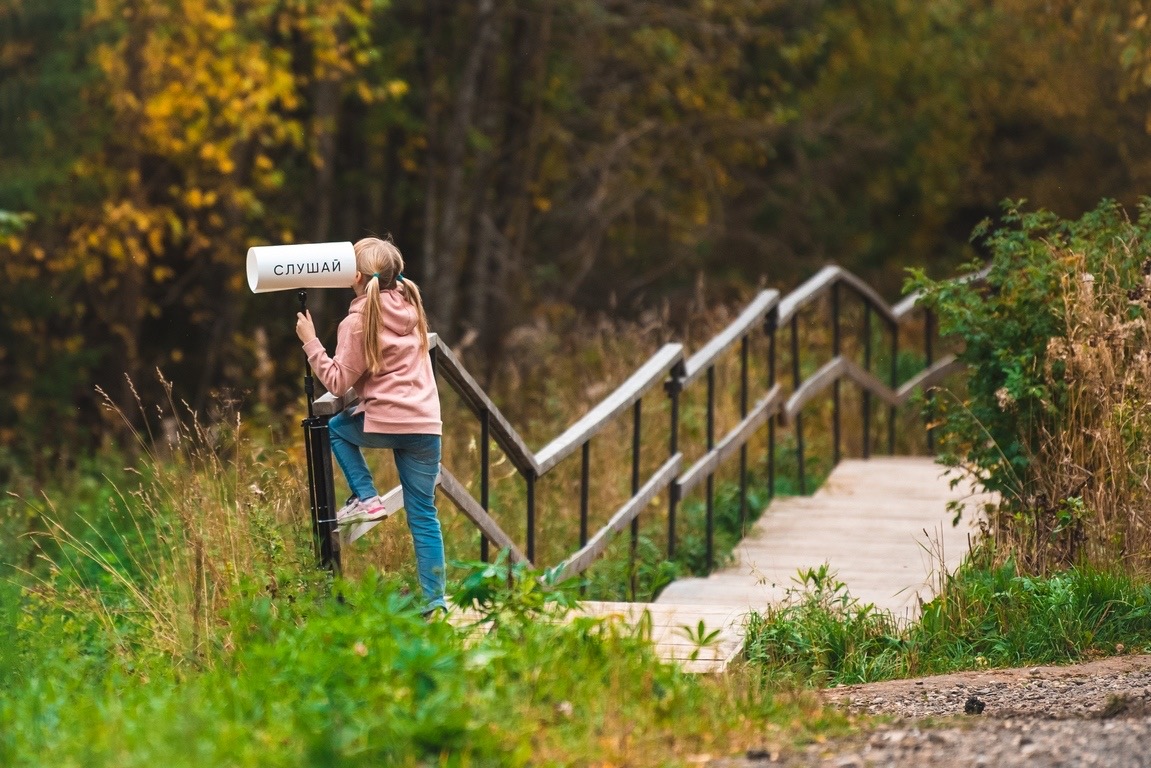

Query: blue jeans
[328,408,446,612]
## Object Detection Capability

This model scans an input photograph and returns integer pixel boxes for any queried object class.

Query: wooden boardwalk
[581,457,984,672]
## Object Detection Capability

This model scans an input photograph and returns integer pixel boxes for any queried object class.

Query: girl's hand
[295,310,317,344]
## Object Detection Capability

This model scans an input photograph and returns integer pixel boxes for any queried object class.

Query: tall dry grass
[1009,257,1151,574]
[26,373,312,666]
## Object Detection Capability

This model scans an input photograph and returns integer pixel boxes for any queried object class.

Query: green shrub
[908,198,1151,572]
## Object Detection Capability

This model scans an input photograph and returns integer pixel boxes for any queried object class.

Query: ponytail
[361,273,385,374]
[399,277,430,355]
[353,236,429,372]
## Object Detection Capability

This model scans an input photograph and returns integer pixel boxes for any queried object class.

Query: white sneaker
[334,496,362,523]
[338,496,391,526]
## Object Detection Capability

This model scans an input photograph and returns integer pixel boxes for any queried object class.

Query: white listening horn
[246,241,357,293]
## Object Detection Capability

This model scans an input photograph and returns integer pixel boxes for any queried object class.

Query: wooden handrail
[534,343,684,475]
[682,290,779,386]
[777,265,897,327]
[431,336,541,475]
[555,454,683,582]
[897,355,962,401]
[437,468,531,565]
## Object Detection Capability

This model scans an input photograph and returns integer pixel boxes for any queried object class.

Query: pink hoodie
[303,291,442,435]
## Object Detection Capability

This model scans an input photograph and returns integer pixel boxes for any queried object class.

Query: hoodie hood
[351,291,419,336]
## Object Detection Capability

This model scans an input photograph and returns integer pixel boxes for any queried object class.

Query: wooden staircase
[499,457,987,673]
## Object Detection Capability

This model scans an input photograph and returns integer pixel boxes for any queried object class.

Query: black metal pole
[481,409,490,562]
[832,283,841,465]
[863,304,872,459]
[630,400,641,598]
[791,315,806,494]
[526,473,536,564]
[739,335,750,535]
[298,290,340,572]
[767,311,777,501]
[925,308,936,453]
[666,374,682,559]
[889,321,898,454]
[580,441,590,548]
[706,365,716,571]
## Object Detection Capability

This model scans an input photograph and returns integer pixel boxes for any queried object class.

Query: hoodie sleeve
[302,313,367,396]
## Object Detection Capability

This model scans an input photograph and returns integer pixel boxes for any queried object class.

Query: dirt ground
[713,654,1151,767]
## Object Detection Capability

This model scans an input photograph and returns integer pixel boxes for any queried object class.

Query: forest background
[4,0,1151,477]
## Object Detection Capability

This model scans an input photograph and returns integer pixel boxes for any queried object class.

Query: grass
[11,277,1145,762]
[743,555,1151,688]
[0,385,853,766]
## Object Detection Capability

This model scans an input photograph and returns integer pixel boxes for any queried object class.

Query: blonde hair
[354,236,429,373]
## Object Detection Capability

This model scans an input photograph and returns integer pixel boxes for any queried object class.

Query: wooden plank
[896,355,963,402]
[341,468,528,566]
[437,467,531,565]
[448,599,749,674]
[892,265,989,321]
[535,344,684,474]
[555,454,683,581]
[657,457,988,618]
[341,483,405,544]
[431,337,540,475]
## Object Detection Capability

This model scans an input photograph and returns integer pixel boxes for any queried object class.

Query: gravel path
[714,654,1151,767]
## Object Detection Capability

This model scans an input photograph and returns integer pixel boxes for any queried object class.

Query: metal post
[665,372,682,559]
[303,414,340,571]
[925,308,936,453]
[863,305,872,459]
[889,321,898,454]
[767,309,777,500]
[526,473,536,564]
[630,400,641,598]
[480,409,490,562]
[832,283,841,464]
[739,334,750,535]
[791,315,806,494]
[706,365,716,571]
[298,290,340,572]
[580,441,590,547]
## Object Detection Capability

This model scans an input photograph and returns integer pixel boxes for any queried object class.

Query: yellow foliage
[386,79,409,99]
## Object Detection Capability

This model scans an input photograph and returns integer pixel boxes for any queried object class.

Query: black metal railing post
[791,315,806,494]
[739,334,750,535]
[630,400,642,598]
[526,473,536,564]
[862,304,873,459]
[580,441,591,549]
[665,372,683,559]
[705,365,716,571]
[832,282,842,464]
[766,308,778,501]
[480,409,491,562]
[888,321,898,454]
[925,308,936,453]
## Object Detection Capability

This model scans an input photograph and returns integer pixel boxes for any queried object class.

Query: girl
[294,236,446,615]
